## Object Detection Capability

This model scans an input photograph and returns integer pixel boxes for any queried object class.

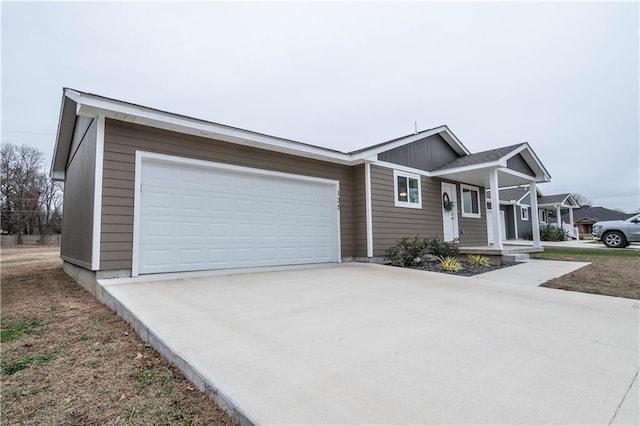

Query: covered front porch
[538,194,580,239]
[431,142,552,253]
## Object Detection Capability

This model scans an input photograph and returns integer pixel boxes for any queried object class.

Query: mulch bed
[419,261,518,277]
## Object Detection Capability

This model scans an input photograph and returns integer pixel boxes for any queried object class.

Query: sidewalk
[474,259,590,287]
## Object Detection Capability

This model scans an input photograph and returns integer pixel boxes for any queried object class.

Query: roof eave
[71,91,356,166]
[50,90,77,181]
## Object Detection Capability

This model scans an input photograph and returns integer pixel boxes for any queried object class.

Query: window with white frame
[393,170,421,208]
[539,209,547,223]
[520,206,529,221]
[460,184,481,218]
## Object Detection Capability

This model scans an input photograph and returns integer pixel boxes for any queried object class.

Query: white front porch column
[512,204,519,239]
[489,168,503,249]
[569,207,574,226]
[556,206,562,227]
[529,181,541,248]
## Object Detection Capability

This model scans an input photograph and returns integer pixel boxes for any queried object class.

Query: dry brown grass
[533,247,640,299]
[1,246,236,425]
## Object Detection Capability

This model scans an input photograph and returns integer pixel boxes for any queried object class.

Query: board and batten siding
[100,119,356,271]
[370,165,488,256]
[61,116,96,269]
[506,154,535,177]
[377,134,460,172]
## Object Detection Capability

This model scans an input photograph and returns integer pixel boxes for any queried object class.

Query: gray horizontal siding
[100,119,357,271]
[370,165,444,256]
[61,117,96,268]
[377,134,460,172]
[370,165,488,255]
[457,189,488,246]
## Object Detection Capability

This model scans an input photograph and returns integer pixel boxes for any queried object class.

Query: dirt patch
[533,249,639,299]
[1,246,236,425]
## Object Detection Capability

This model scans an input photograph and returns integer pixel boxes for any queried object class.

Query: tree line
[1,143,62,243]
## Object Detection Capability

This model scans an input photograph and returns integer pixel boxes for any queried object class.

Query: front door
[441,182,459,242]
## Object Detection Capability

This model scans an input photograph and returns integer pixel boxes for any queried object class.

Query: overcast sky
[2,1,638,212]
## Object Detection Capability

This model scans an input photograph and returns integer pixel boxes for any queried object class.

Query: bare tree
[1,143,61,244]
[571,193,592,207]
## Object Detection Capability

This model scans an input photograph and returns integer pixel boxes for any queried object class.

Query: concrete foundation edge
[62,262,254,426]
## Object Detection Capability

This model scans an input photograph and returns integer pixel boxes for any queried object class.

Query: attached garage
[133,153,341,275]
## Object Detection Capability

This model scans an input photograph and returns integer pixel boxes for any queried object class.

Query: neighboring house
[51,88,551,284]
[561,207,633,236]
[486,187,580,240]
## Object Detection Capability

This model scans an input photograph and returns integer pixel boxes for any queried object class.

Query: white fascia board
[502,143,552,181]
[372,160,432,177]
[50,94,78,179]
[72,93,355,166]
[439,126,471,155]
[430,161,502,177]
[499,167,550,183]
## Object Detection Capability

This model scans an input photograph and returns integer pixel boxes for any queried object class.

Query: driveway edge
[96,280,255,426]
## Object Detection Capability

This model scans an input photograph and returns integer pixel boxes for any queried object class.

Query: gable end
[377,134,460,172]
[506,154,535,177]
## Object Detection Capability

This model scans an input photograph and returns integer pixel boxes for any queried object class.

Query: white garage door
[135,156,340,275]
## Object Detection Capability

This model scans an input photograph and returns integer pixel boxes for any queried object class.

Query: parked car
[592,214,640,248]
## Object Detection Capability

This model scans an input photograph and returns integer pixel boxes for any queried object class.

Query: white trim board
[131,150,342,277]
[365,162,373,258]
[393,169,422,209]
[460,183,482,219]
[91,116,105,271]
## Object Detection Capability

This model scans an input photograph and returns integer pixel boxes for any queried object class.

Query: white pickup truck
[592,214,640,248]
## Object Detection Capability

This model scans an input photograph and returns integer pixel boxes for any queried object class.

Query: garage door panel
[138,158,339,274]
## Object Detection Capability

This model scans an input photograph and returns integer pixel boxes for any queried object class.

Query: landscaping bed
[1,246,236,425]
[384,236,519,277]
[420,260,517,277]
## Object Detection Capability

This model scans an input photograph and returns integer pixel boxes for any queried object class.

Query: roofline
[51,89,475,177]
[50,89,550,185]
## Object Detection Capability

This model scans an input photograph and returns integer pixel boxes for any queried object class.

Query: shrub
[436,256,462,272]
[383,236,430,267]
[384,236,459,267]
[427,238,459,258]
[540,225,566,241]
[523,226,566,242]
[467,254,490,267]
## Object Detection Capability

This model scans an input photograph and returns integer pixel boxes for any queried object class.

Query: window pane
[462,189,472,213]
[408,178,419,203]
[470,190,478,213]
[397,176,408,202]
[462,188,479,214]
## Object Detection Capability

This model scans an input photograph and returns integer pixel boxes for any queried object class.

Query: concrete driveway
[99,264,639,425]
